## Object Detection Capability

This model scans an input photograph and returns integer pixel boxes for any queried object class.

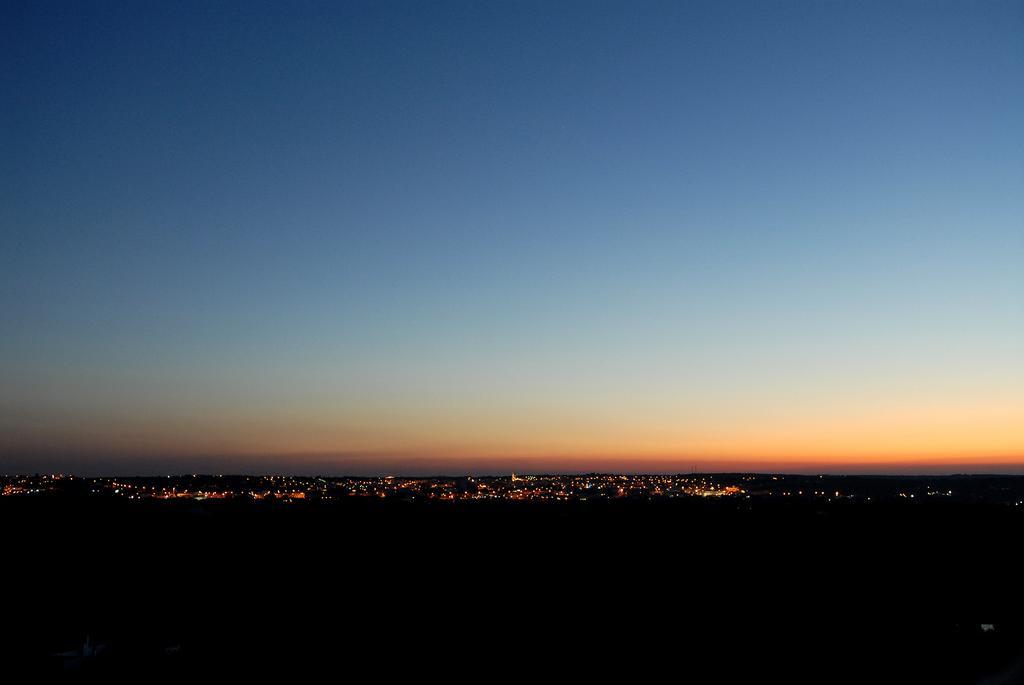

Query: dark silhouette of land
[4,474,1023,680]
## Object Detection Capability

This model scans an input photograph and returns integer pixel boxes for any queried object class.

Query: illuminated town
[4,472,1024,505]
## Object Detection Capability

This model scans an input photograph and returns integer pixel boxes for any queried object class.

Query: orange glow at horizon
[7,395,1021,473]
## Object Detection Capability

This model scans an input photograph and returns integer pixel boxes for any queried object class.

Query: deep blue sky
[2,1,1022,474]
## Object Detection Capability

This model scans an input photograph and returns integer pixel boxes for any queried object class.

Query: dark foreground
[4,494,1024,681]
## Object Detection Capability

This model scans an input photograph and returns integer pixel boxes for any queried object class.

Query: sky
[2,0,1022,475]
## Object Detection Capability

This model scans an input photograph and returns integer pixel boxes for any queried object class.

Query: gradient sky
[2,0,1022,475]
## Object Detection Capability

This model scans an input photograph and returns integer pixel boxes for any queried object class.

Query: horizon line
[7,470,1024,479]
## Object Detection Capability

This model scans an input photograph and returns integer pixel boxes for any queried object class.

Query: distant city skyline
[3,1,1022,475]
